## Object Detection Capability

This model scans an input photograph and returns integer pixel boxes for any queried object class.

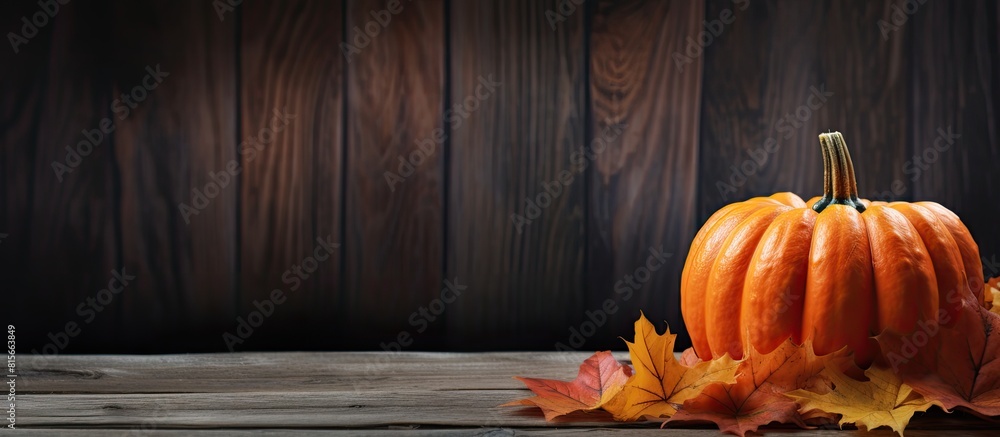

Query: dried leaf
[672,382,802,435]
[986,278,1000,315]
[502,351,632,420]
[786,363,938,436]
[878,305,1000,417]
[668,339,849,436]
[679,347,701,367]
[605,313,739,421]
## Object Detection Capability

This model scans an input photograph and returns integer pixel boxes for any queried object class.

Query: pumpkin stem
[812,132,865,213]
[813,135,834,211]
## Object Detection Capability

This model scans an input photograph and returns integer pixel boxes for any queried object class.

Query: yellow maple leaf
[605,312,739,421]
[986,279,1000,316]
[786,362,939,436]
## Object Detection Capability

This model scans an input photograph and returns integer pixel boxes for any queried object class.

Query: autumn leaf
[605,312,739,421]
[878,305,1000,417]
[502,351,632,420]
[986,278,1000,315]
[786,363,939,435]
[668,339,850,436]
[679,347,701,367]
[799,407,839,427]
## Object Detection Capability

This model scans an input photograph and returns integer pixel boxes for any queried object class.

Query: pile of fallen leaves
[504,286,1000,436]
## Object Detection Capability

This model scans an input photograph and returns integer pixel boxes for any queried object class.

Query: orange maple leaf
[502,351,632,420]
[878,305,1000,417]
[786,363,939,436]
[668,339,851,436]
[604,312,739,421]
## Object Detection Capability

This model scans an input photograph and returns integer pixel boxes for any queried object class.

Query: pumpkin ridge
[861,205,938,340]
[681,203,747,357]
[705,204,791,359]
[802,205,876,363]
[740,207,815,356]
[889,203,975,327]
[917,201,985,305]
[682,200,775,358]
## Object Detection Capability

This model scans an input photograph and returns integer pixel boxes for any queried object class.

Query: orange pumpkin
[681,132,984,365]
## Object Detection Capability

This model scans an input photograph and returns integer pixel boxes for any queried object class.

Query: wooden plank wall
[111,0,239,350]
[240,0,343,348]
[1,0,997,353]
[447,0,586,349]
[23,0,121,352]
[346,0,444,345]
[588,0,703,350]
[0,0,53,342]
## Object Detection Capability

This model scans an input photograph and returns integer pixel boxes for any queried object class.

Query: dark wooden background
[1,0,998,353]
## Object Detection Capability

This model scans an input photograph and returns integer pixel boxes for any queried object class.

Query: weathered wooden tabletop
[10,352,1000,436]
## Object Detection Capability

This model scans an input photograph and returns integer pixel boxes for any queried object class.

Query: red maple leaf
[502,351,632,420]
[878,305,1000,417]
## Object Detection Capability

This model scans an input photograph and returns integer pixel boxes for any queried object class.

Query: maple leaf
[667,339,851,436]
[986,279,1000,315]
[786,363,939,436]
[502,351,632,420]
[605,312,739,421]
[878,304,1000,417]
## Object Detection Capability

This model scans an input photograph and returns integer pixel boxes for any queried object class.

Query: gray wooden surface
[10,352,1000,435]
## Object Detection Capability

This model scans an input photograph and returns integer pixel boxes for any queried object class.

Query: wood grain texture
[20,351,628,394]
[587,0,704,350]
[240,0,344,348]
[345,0,444,343]
[911,0,1000,264]
[13,352,1000,433]
[10,431,1000,437]
[21,0,122,351]
[0,0,52,335]
[818,0,912,203]
[16,391,656,428]
[110,0,238,350]
[447,0,587,349]
[698,0,828,221]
